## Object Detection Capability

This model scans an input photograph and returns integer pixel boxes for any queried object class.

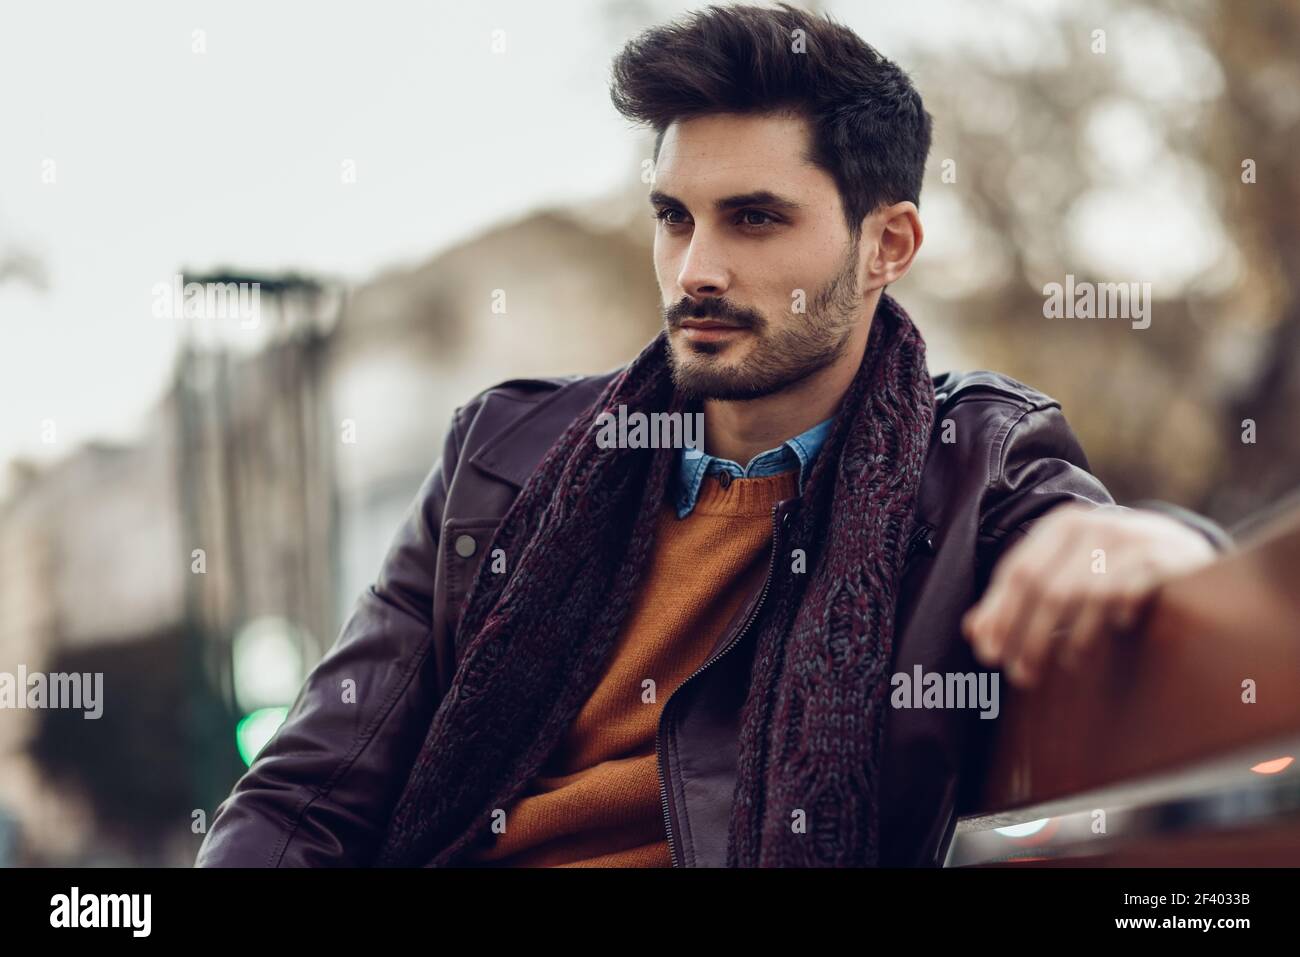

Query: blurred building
[0,204,659,865]
[328,206,659,619]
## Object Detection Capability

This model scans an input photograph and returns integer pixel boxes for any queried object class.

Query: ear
[862,201,923,290]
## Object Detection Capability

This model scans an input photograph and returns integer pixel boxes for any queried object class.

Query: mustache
[665,297,764,329]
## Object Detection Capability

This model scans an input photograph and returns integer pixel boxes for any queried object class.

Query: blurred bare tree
[1199,0,1300,529]
[909,0,1299,529]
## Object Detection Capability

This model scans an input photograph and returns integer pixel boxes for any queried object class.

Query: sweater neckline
[685,470,799,517]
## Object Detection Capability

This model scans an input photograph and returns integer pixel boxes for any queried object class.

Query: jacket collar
[468,371,620,487]
[469,366,991,491]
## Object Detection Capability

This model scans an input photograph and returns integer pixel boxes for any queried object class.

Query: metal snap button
[454,533,477,558]
[717,471,732,489]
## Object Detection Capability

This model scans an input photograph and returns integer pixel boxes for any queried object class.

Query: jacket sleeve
[976,403,1114,564]
[194,405,464,867]
[954,401,1232,823]
[976,403,1233,572]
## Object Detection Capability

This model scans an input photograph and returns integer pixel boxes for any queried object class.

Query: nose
[676,233,730,301]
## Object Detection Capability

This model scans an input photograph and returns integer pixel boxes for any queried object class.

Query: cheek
[652,241,672,297]
[755,273,805,319]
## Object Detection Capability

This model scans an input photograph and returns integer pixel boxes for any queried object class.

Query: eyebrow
[648,189,805,213]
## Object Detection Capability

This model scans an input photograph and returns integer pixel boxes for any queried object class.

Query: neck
[701,292,880,467]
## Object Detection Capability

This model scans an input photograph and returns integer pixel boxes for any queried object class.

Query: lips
[677,320,750,344]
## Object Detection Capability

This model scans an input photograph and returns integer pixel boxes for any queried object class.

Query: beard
[663,235,863,402]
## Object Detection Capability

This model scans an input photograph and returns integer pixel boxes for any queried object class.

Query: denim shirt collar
[674,414,835,518]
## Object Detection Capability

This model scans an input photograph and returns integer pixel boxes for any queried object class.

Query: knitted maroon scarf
[375,292,934,867]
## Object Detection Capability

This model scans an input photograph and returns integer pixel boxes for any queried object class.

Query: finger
[1005,584,1084,687]
[1060,554,1165,670]
[1058,591,1110,670]
[964,532,1052,660]
[1004,519,1111,681]
[975,514,1084,667]
[996,506,1112,673]
[966,558,1039,666]
[1107,572,1161,636]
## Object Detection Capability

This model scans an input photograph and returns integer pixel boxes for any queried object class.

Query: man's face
[651,111,865,401]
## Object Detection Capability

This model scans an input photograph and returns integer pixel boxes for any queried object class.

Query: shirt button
[454,534,477,558]
[717,471,732,489]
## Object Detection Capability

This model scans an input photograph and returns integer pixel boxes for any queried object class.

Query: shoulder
[932,369,1062,416]
[451,367,623,433]
[918,369,1112,550]
[441,366,626,486]
[927,369,1091,487]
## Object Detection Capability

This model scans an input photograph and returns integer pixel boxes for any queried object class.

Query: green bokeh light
[235,706,290,767]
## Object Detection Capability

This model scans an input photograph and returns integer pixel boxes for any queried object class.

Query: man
[196,3,1231,869]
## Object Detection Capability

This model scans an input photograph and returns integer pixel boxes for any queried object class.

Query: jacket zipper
[655,503,784,867]
[652,512,932,866]
[906,521,935,559]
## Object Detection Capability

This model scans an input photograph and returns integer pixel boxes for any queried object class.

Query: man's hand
[961,503,1217,689]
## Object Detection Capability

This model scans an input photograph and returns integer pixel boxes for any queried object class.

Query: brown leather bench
[949,500,1300,866]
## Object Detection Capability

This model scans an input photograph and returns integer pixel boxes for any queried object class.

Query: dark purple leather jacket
[195,366,1231,867]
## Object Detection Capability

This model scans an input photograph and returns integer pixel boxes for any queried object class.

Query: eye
[651,207,780,230]
[738,209,778,228]
[653,207,689,227]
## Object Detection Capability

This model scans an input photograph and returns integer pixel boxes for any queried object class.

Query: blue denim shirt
[674,415,835,518]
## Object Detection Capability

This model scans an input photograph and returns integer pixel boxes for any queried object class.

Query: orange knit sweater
[463,469,798,867]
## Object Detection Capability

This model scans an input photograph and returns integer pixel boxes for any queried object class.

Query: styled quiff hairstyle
[609,2,933,240]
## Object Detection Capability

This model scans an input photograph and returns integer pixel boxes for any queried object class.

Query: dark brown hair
[609,2,933,239]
